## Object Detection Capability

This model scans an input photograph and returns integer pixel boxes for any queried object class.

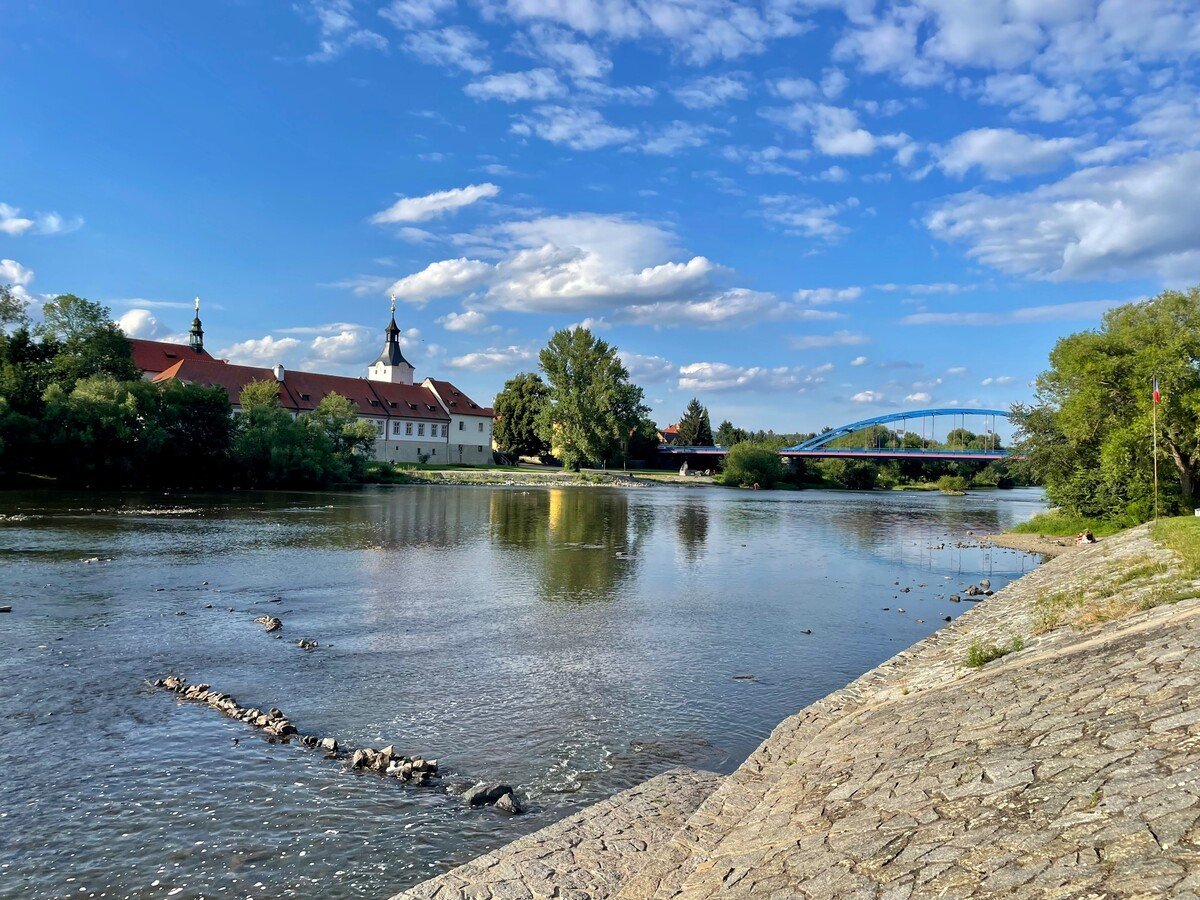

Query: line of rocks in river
[152,674,524,814]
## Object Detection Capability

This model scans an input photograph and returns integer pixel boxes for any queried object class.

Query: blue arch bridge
[658,408,1013,463]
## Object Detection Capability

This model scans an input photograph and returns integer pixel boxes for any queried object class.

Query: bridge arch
[780,408,1012,460]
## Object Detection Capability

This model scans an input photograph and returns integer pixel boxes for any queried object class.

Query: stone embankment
[392,524,1200,899]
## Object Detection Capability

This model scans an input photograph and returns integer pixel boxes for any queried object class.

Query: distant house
[131,299,494,464]
[658,423,681,445]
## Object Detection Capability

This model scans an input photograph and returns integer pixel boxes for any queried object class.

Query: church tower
[189,296,204,352]
[368,295,415,385]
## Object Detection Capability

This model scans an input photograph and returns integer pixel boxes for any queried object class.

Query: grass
[1032,589,1087,634]
[964,636,1026,668]
[1010,510,1123,538]
[1150,516,1200,577]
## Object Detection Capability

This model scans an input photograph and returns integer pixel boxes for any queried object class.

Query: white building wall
[446,414,493,465]
[368,416,451,463]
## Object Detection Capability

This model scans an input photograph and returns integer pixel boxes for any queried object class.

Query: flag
[1153,377,1161,405]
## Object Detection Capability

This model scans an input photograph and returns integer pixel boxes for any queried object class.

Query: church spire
[368,293,415,384]
[189,295,204,352]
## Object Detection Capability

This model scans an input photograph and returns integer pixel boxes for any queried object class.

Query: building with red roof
[139,298,492,464]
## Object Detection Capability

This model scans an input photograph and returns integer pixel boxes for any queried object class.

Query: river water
[0,484,1046,899]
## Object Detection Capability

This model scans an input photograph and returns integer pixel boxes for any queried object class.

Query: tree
[537,328,647,470]
[232,380,329,487]
[0,284,29,329]
[493,372,550,457]
[37,294,138,387]
[675,398,713,446]
[151,381,234,487]
[308,392,377,481]
[1015,286,1200,522]
[715,420,748,447]
[722,442,786,488]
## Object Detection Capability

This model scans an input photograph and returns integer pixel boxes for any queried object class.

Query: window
[458,421,464,431]
[478,421,484,432]
[441,424,448,437]
[391,421,400,436]
[418,423,425,436]
[375,421,384,435]
[405,422,413,436]
[478,446,483,452]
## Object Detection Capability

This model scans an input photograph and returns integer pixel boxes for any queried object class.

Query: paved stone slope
[620,525,1200,899]
[390,768,721,900]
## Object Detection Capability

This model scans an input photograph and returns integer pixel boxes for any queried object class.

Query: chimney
[273,363,285,383]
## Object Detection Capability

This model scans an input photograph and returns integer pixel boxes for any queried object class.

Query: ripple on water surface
[0,485,1046,898]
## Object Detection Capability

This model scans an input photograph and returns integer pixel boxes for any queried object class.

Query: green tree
[232,380,330,487]
[675,398,714,446]
[308,392,377,481]
[538,327,647,470]
[0,284,29,329]
[721,442,786,488]
[493,372,551,457]
[817,457,878,490]
[37,294,138,387]
[151,381,234,487]
[1015,286,1200,521]
[715,420,749,447]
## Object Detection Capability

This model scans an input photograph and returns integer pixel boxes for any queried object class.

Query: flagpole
[1153,375,1160,521]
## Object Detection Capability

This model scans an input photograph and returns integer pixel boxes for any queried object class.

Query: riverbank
[394,518,1200,899]
[983,530,1077,557]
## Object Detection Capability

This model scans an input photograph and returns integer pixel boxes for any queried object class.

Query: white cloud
[512,105,637,150]
[935,128,1081,180]
[769,77,818,100]
[619,351,676,383]
[116,308,169,340]
[0,202,80,236]
[493,0,806,65]
[217,335,303,366]
[379,0,454,29]
[761,194,858,239]
[901,299,1121,325]
[766,103,881,156]
[927,152,1200,280]
[904,391,932,403]
[390,258,495,305]
[520,24,613,81]
[981,376,1016,386]
[307,328,374,365]
[790,330,869,350]
[0,258,34,286]
[303,0,387,62]
[448,344,535,370]
[371,183,499,225]
[678,362,803,392]
[438,309,494,332]
[794,286,862,304]
[851,355,869,366]
[465,69,565,102]
[721,145,810,176]
[980,74,1095,122]
[673,73,749,109]
[403,26,490,73]
[851,390,885,403]
[642,121,717,155]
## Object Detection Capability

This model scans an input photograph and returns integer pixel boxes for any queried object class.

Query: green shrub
[721,442,786,488]
[964,636,1026,668]
[937,474,969,494]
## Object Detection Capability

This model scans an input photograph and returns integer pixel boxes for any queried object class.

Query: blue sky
[2,0,1198,432]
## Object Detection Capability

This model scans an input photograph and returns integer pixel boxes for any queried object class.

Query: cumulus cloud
[926,152,1200,280]
[619,351,676,383]
[980,74,1095,123]
[403,26,490,73]
[390,258,495,305]
[519,24,613,81]
[115,308,171,340]
[981,375,1016,386]
[642,121,717,155]
[935,128,1082,180]
[672,73,749,109]
[371,183,499,225]
[0,258,34,286]
[851,355,869,366]
[677,362,803,392]
[794,286,862,304]
[0,202,81,236]
[438,309,494,332]
[904,391,932,403]
[465,69,565,102]
[217,335,304,366]
[790,330,869,350]
[851,390,884,403]
[448,344,535,369]
[379,0,454,29]
[307,328,373,364]
[721,145,810,176]
[512,106,637,150]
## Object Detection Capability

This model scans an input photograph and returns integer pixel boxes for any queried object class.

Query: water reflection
[675,502,710,563]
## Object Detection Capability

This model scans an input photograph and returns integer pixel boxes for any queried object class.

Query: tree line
[0,289,377,488]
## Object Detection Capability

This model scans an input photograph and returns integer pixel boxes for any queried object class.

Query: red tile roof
[423,378,494,417]
[153,356,450,420]
[130,338,214,374]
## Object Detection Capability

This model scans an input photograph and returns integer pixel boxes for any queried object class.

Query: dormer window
[299,393,311,401]
[369,399,380,407]
[450,400,458,407]
[165,352,178,359]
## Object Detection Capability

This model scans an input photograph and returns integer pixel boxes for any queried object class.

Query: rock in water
[254,616,282,632]
[462,782,516,807]
[493,792,524,815]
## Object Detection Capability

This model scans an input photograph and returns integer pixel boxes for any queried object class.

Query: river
[0,484,1046,899]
